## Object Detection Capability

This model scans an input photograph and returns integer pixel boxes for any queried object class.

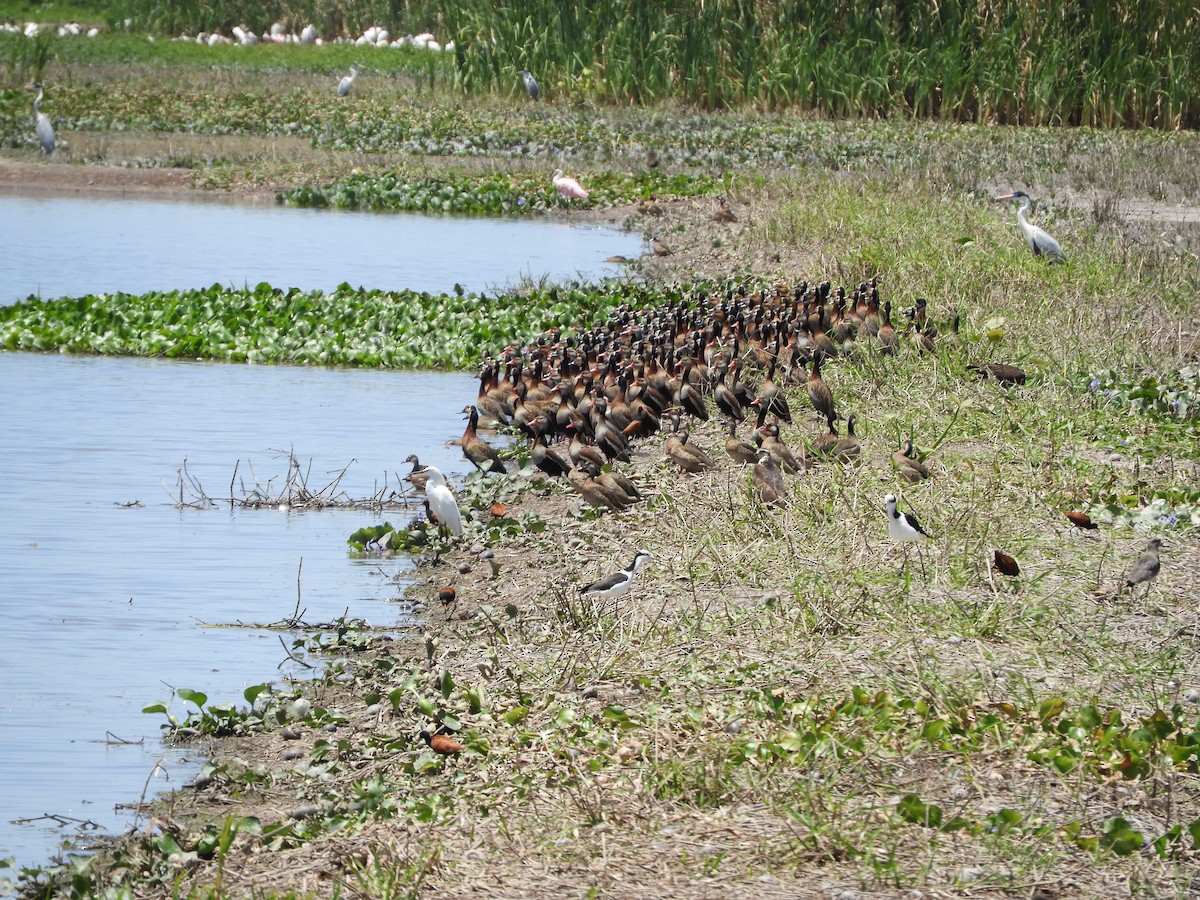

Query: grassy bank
[3,26,1200,899]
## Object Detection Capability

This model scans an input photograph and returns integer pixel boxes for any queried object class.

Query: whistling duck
[892,439,930,482]
[530,429,572,478]
[713,196,737,223]
[567,424,608,474]
[623,405,661,440]
[664,431,716,474]
[403,454,430,491]
[832,413,861,463]
[596,470,643,505]
[808,415,839,457]
[806,355,837,423]
[877,301,899,355]
[752,448,788,508]
[725,419,758,465]
[568,467,634,511]
[674,362,710,422]
[754,360,792,424]
[756,422,803,474]
[714,367,744,421]
[475,365,513,425]
[461,405,509,474]
[592,399,632,462]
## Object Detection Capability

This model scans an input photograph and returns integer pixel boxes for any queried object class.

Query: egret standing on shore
[31,82,55,155]
[423,467,463,537]
[553,169,588,202]
[337,64,362,97]
[995,191,1066,263]
[518,69,539,101]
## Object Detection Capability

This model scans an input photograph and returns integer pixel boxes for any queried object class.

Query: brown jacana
[992,550,1020,577]
[419,730,464,756]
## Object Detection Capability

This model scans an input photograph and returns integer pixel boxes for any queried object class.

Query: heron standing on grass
[31,83,55,155]
[995,191,1066,263]
[337,64,362,97]
[518,69,539,101]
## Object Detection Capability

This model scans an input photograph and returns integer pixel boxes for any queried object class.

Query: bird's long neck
[33,89,43,115]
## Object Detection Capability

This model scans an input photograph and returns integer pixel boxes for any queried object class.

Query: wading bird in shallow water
[553,169,588,202]
[995,191,1066,263]
[518,69,539,101]
[422,467,463,537]
[580,550,651,607]
[337,63,362,97]
[31,83,54,155]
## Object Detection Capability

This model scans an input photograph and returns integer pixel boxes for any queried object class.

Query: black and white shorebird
[1123,537,1163,597]
[884,493,932,579]
[579,549,651,609]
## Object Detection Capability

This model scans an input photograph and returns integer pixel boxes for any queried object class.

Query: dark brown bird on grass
[757,422,804,474]
[462,405,508,474]
[596,470,643,506]
[419,730,464,756]
[832,413,861,464]
[970,363,1027,386]
[713,196,737,224]
[530,430,572,478]
[806,356,837,424]
[808,415,839,457]
[438,586,457,618]
[752,448,788,508]
[1124,538,1163,595]
[892,439,930,482]
[993,549,1020,577]
[1065,510,1098,530]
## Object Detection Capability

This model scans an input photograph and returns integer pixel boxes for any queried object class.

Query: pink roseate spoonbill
[553,169,588,202]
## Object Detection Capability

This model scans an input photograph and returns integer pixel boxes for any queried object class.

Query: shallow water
[0,193,641,304]
[0,352,493,869]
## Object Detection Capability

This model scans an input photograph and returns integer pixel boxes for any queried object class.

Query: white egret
[337,64,362,98]
[422,467,463,537]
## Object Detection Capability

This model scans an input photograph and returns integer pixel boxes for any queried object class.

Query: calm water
[0,193,641,304]
[0,193,627,872]
[0,354,481,870]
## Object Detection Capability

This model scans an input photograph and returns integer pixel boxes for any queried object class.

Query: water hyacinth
[276,169,721,213]
[0,281,694,369]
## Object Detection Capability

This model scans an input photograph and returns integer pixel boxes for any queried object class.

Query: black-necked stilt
[580,550,651,606]
[1123,538,1163,596]
[885,493,931,542]
[885,493,931,579]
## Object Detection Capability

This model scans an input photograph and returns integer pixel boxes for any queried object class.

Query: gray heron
[995,191,1066,263]
[32,83,55,155]
[518,69,539,101]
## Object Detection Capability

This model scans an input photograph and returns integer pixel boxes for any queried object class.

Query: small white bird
[580,550,651,603]
[994,191,1066,263]
[31,82,55,155]
[553,168,588,202]
[885,493,932,542]
[422,467,463,537]
[518,69,539,101]
[337,63,362,98]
